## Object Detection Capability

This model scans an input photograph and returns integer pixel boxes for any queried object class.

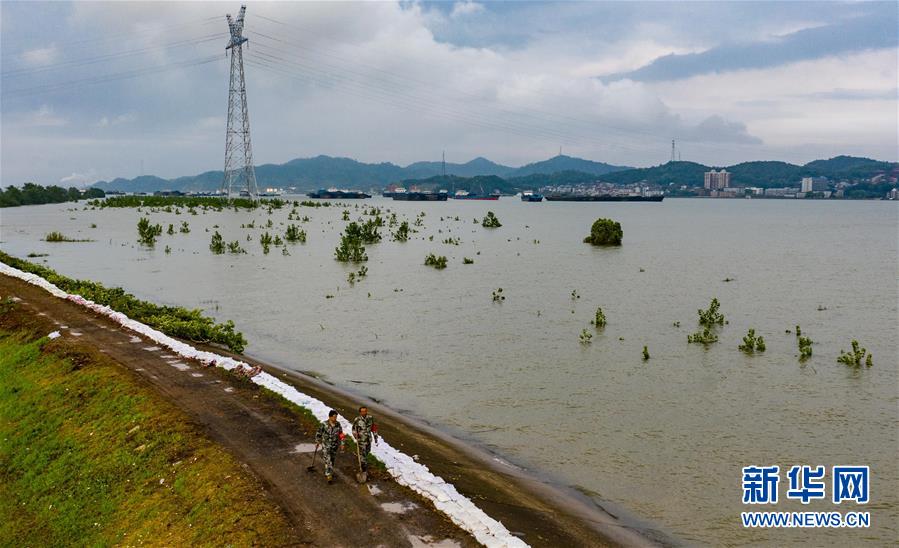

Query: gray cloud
[604,10,898,82]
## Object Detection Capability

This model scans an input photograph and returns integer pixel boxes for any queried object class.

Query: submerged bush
[798,336,813,360]
[583,218,622,246]
[591,307,607,328]
[687,327,718,345]
[739,328,765,353]
[335,227,368,263]
[209,231,225,254]
[698,298,726,326]
[837,340,872,367]
[424,253,447,269]
[392,221,410,242]
[285,224,306,243]
[136,217,163,247]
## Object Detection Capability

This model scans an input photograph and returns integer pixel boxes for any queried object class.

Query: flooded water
[2,197,897,546]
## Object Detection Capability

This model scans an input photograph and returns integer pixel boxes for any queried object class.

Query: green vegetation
[739,329,766,353]
[209,231,225,255]
[492,288,505,302]
[579,329,592,344]
[227,241,246,254]
[136,217,163,247]
[424,254,447,269]
[462,257,474,264]
[571,289,580,300]
[837,340,872,367]
[44,232,90,243]
[642,346,650,361]
[259,232,273,254]
[179,221,190,233]
[0,326,292,545]
[591,307,607,328]
[798,336,813,360]
[26,253,49,258]
[166,223,175,235]
[391,221,410,242]
[795,325,801,337]
[0,252,247,352]
[92,196,285,210]
[284,224,306,243]
[481,211,502,228]
[583,218,622,246]
[698,298,726,326]
[1,183,104,208]
[334,226,368,263]
[687,327,719,345]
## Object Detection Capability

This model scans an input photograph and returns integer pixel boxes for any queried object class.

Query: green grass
[0,328,293,546]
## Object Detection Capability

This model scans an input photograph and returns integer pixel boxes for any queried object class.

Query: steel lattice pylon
[222,5,257,200]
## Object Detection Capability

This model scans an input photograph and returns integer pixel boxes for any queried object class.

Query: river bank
[0,295,297,546]
[0,265,672,547]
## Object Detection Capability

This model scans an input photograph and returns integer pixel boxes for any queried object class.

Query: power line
[1,54,222,98]
[2,33,222,78]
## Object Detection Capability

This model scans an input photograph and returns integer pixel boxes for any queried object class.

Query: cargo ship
[451,190,500,200]
[545,194,664,202]
[307,188,372,199]
[392,189,448,201]
[382,187,406,198]
[521,191,544,202]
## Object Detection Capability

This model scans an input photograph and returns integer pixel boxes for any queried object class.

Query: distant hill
[92,154,631,193]
[509,155,629,177]
[89,154,894,193]
[599,156,897,188]
[403,157,512,179]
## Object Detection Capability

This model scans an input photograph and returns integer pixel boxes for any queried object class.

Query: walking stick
[306,444,319,472]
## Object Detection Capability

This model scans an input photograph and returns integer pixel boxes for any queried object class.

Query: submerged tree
[591,307,607,328]
[579,328,593,344]
[798,336,813,360]
[209,231,225,254]
[583,218,622,246]
[335,228,368,262]
[698,298,726,326]
[481,211,502,228]
[137,217,163,247]
[837,340,872,367]
[739,328,766,353]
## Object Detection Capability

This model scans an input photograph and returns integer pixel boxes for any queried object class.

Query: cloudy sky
[1,1,896,186]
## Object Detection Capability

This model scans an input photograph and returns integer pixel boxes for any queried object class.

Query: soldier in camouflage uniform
[315,410,345,483]
[351,406,378,472]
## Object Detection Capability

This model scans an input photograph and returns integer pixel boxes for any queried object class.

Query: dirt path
[0,273,670,547]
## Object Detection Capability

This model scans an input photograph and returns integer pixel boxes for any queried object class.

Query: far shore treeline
[0,183,105,208]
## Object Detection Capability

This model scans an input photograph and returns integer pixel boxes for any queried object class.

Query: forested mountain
[89,154,895,193]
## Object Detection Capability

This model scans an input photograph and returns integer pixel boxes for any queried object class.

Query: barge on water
[545,194,664,202]
[392,190,448,201]
[521,191,544,202]
[452,190,500,200]
[307,189,372,199]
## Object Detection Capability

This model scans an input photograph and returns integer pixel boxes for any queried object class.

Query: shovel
[306,444,319,473]
[354,441,367,483]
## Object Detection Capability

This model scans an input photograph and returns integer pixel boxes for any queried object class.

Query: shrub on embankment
[0,320,293,545]
[0,251,246,353]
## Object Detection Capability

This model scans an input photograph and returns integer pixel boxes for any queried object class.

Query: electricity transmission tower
[222,5,258,200]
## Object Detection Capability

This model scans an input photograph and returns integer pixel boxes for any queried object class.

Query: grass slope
[0,304,294,546]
